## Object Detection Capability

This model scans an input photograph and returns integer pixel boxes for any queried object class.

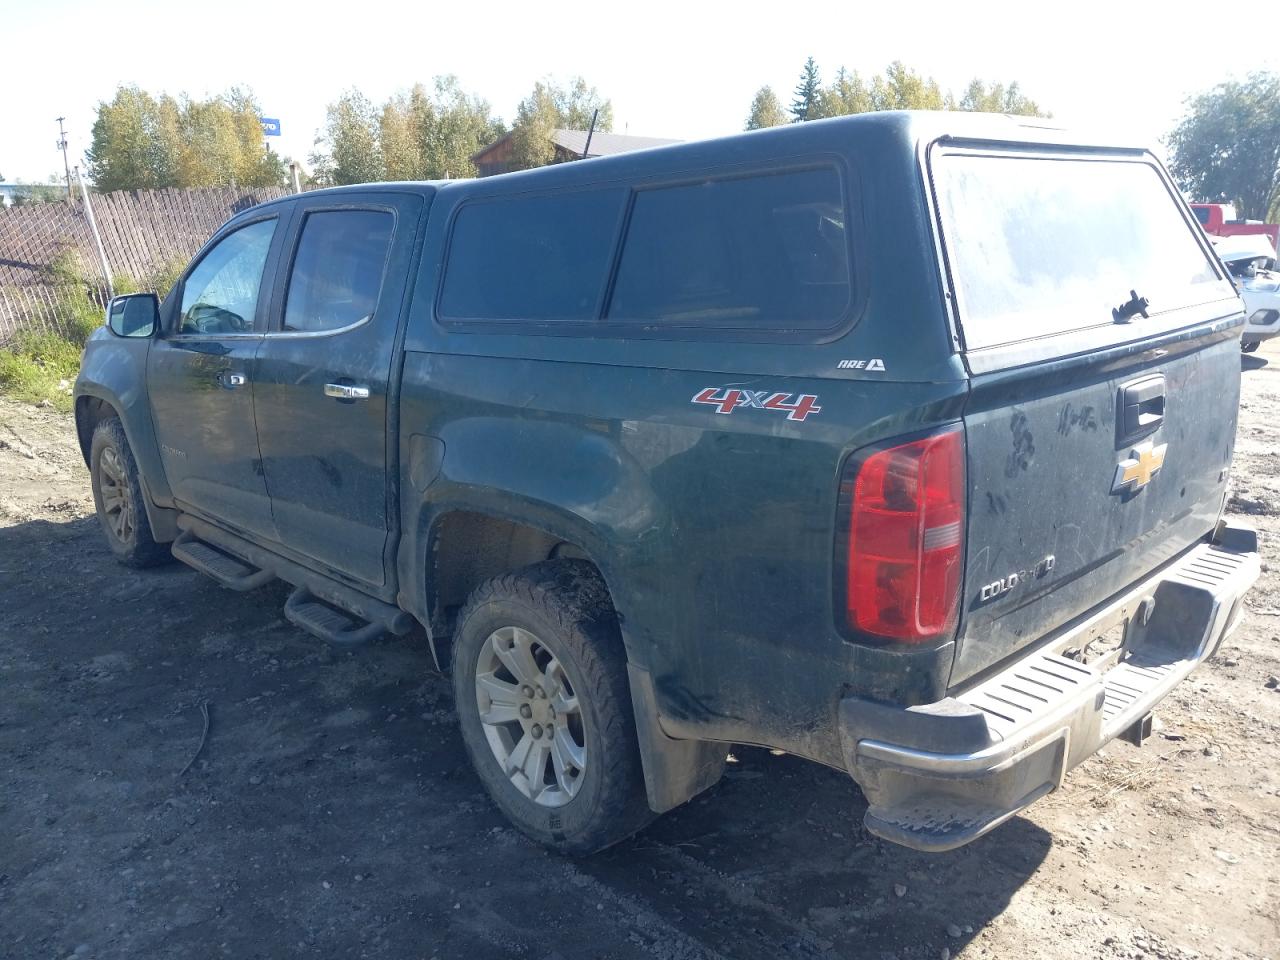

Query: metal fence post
[75,167,113,300]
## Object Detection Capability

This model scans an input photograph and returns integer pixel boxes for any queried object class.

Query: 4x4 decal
[691,387,822,422]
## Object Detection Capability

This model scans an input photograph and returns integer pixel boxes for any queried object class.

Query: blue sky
[3,0,1278,183]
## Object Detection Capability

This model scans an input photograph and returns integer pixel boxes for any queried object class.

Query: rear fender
[397,415,664,664]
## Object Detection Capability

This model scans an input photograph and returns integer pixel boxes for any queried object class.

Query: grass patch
[1,255,184,413]
[0,328,86,413]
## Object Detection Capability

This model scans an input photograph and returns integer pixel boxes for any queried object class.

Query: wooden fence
[0,185,295,340]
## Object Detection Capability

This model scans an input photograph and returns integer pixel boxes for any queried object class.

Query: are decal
[691,387,822,422]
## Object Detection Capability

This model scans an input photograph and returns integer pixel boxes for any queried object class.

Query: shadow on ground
[1,515,1051,960]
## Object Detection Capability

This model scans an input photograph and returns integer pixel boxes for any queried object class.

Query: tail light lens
[839,426,965,643]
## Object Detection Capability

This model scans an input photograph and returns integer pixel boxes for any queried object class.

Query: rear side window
[935,154,1232,350]
[283,209,394,333]
[440,190,623,322]
[607,167,850,329]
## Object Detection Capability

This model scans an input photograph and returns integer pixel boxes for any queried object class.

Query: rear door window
[282,209,394,333]
[934,153,1233,350]
[607,167,850,330]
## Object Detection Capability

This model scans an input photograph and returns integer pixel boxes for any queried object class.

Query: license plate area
[1053,590,1153,671]
[1063,620,1129,671]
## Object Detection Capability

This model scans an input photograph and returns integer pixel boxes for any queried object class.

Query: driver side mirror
[107,293,160,338]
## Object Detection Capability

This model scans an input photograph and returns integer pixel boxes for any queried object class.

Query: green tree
[86,87,175,191]
[791,56,821,122]
[419,76,505,178]
[311,89,384,185]
[872,61,948,111]
[87,85,284,191]
[1167,73,1280,221]
[745,86,789,130]
[811,67,872,119]
[958,78,1046,117]
[316,78,504,183]
[753,62,1049,125]
[508,77,613,172]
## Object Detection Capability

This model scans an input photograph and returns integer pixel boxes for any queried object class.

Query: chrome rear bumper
[838,522,1260,851]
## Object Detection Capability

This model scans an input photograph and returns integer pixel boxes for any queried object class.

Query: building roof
[549,129,681,158]
[471,128,680,164]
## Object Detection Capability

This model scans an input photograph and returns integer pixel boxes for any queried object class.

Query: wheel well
[74,396,116,467]
[429,511,602,632]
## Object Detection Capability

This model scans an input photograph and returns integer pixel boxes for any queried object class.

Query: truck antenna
[580,109,599,161]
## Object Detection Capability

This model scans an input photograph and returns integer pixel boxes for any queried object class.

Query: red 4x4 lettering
[763,392,822,422]
[691,387,822,422]
[691,387,744,415]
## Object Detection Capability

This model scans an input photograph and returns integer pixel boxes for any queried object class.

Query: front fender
[74,328,174,508]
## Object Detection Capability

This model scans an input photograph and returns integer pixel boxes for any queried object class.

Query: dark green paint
[75,111,1245,770]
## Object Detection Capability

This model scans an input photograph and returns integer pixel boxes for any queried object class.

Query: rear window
[935,154,1232,350]
[439,190,623,322]
[607,167,850,329]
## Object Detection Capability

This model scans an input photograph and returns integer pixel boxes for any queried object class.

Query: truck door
[147,213,287,538]
[251,192,424,588]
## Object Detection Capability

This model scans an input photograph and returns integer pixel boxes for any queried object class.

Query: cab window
[282,209,395,333]
[178,219,276,335]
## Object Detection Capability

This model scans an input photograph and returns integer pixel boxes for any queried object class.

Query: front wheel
[452,561,653,854]
[89,417,171,568]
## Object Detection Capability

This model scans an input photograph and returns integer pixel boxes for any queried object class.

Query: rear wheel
[452,560,652,854]
[89,417,171,568]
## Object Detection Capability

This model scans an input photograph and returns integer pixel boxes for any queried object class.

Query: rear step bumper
[838,522,1260,852]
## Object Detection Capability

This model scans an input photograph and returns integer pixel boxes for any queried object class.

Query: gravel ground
[1,345,1278,960]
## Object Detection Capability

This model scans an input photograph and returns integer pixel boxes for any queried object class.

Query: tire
[1242,340,1260,353]
[452,560,653,854]
[89,417,171,568]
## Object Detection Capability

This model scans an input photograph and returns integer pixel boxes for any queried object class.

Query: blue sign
[259,117,282,137]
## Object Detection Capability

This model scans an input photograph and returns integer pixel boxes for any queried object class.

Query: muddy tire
[89,417,171,568]
[452,560,653,855]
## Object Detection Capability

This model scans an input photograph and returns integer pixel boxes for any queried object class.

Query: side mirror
[107,293,160,338]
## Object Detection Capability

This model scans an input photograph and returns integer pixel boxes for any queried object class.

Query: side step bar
[285,587,387,646]
[173,515,415,645]
[172,529,275,591]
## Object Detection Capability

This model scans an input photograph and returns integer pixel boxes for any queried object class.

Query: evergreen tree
[791,57,821,122]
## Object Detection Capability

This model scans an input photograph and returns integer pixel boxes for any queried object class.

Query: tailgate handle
[1120,375,1166,442]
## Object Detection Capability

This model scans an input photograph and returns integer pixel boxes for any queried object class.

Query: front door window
[178,219,276,335]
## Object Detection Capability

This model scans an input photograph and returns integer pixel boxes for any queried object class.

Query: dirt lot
[2,348,1278,960]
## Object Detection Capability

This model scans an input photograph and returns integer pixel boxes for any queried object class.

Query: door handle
[218,372,247,388]
[324,383,370,401]
[1119,374,1165,443]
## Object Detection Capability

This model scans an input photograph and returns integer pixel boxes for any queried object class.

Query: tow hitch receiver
[1119,712,1154,747]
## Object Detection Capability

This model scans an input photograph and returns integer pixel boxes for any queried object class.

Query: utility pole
[55,117,72,201]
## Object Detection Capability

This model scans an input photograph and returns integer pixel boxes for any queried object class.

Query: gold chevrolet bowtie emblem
[1112,441,1167,494]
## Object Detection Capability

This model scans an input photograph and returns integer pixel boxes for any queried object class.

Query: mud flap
[627,663,726,813]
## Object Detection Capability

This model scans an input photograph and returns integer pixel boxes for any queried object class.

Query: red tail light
[840,426,965,643]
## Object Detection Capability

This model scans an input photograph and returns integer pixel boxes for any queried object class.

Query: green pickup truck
[75,111,1260,855]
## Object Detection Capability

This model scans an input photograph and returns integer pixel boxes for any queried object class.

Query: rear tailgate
[930,143,1244,683]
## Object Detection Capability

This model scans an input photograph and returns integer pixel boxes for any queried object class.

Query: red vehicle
[1190,202,1279,249]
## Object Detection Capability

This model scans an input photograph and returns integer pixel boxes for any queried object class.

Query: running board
[173,514,416,647]
[285,587,386,646]
[171,529,275,591]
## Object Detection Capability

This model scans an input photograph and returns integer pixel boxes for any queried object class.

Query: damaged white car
[1213,234,1280,352]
